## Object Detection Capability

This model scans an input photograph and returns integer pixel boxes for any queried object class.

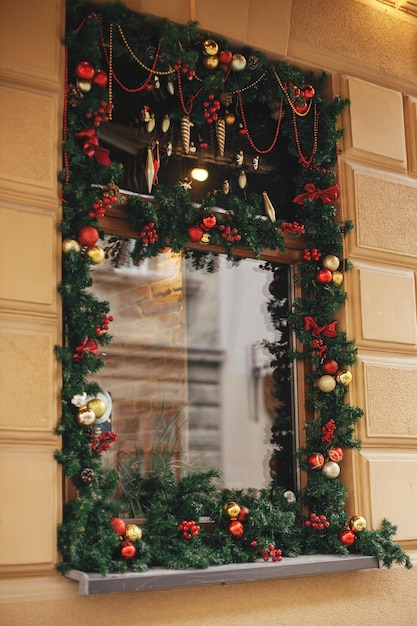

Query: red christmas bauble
[316,268,333,284]
[228,520,244,538]
[218,49,233,65]
[92,69,108,87]
[121,541,136,559]
[238,506,250,522]
[321,359,339,375]
[340,529,356,546]
[294,101,309,114]
[110,517,126,536]
[328,446,344,462]
[75,61,95,81]
[187,225,204,242]
[78,225,99,248]
[201,214,217,230]
[307,453,325,470]
[302,84,315,99]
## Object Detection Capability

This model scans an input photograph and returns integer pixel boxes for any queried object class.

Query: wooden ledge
[65,554,380,595]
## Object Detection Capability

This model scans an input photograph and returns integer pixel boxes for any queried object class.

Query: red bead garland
[237,91,283,154]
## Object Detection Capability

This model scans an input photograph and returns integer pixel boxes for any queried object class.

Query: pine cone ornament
[80,468,95,484]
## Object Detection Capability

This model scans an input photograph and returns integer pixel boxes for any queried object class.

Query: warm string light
[237,91,283,154]
[292,104,319,168]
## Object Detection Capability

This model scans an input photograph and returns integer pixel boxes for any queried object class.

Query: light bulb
[190,167,209,182]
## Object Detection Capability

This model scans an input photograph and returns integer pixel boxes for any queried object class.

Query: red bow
[304,316,338,338]
[293,183,340,205]
[73,337,99,360]
[75,128,111,166]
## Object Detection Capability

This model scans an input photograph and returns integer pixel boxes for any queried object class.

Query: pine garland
[56,0,411,574]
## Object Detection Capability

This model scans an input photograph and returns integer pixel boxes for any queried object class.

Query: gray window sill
[65,554,380,595]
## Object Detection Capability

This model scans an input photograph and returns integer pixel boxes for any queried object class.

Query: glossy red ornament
[92,69,108,87]
[78,225,99,248]
[201,214,217,230]
[316,268,333,284]
[238,506,250,522]
[340,529,356,546]
[218,49,233,65]
[302,84,315,99]
[321,359,339,375]
[228,520,244,538]
[120,541,136,559]
[308,453,325,470]
[110,517,126,536]
[75,61,95,81]
[328,446,344,462]
[294,101,309,114]
[187,225,204,242]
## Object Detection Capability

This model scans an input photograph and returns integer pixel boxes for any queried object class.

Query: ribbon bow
[304,316,338,338]
[75,128,111,166]
[72,337,99,360]
[293,183,340,205]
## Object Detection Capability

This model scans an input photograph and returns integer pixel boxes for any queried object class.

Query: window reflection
[91,241,294,500]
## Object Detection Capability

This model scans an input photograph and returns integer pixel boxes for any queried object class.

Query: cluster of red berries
[139,222,158,245]
[89,194,118,218]
[303,247,321,262]
[91,431,117,454]
[178,520,201,540]
[280,221,305,235]
[305,512,330,530]
[219,224,241,242]
[85,101,114,127]
[261,543,282,562]
[321,418,336,443]
[311,338,327,359]
[95,313,114,337]
[174,59,196,80]
[203,94,221,124]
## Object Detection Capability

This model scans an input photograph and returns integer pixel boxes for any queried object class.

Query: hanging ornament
[125,524,143,541]
[75,61,95,81]
[238,170,247,189]
[321,359,339,375]
[322,460,340,479]
[322,255,340,271]
[340,529,356,546]
[252,155,260,170]
[231,53,247,71]
[167,80,175,95]
[349,515,367,532]
[86,397,106,418]
[222,179,230,195]
[328,446,344,462]
[62,238,81,253]
[86,245,105,265]
[77,406,96,427]
[161,114,170,133]
[166,141,173,157]
[224,502,241,519]
[332,271,344,286]
[225,111,236,125]
[317,375,336,393]
[111,517,127,536]
[336,369,352,386]
[146,114,156,133]
[218,49,233,71]
[220,91,233,106]
[203,55,219,69]
[181,116,193,154]
[308,453,325,470]
[202,39,219,56]
[120,541,136,559]
[228,520,244,538]
[179,177,192,190]
[152,140,160,184]
[316,268,333,284]
[145,147,155,193]
[92,69,108,87]
[302,84,315,100]
[78,225,99,248]
[262,192,276,222]
[216,118,226,156]
[80,468,95,484]
[189,141,197,154]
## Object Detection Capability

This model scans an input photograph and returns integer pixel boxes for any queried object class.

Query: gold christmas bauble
[336,369,352,386]
[225,112,236,125]
[62,238,81,253]
[349,515,367,532]
[203,55,219,69]
[125,524,143,541]
[202,39,219,56]
[332,271,344,286]
[77,406,96,427]
[322,255,340,271]
[87,397,106,418]
[224,501,241,519]
[322,460,340,479]
[317,375,336,393]
[86,245,105,265]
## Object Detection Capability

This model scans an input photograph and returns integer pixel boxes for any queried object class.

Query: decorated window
[56,1,411,576]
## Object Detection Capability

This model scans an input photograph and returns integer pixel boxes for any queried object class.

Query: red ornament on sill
[228,520,244,538]
[340,529,356,546]
[187,225,204,242]
[120,541,136,559]
[111,517,127,537]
